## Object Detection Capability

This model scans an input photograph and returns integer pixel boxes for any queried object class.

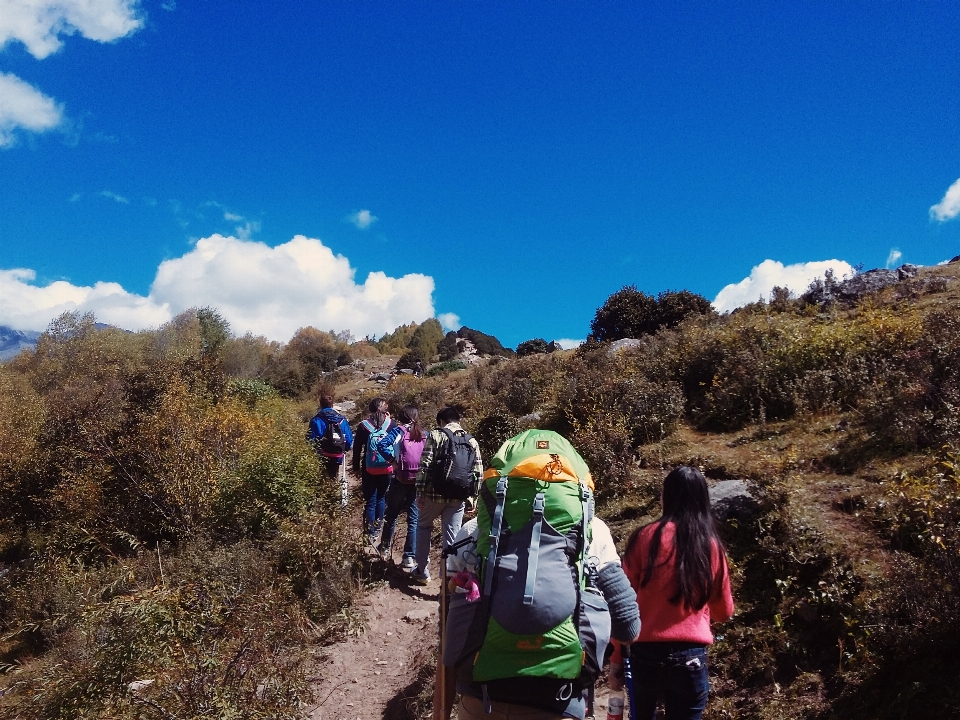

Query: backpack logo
[536,440,549,449]
[516,636,544,651]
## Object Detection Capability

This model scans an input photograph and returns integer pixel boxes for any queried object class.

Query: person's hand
[464,496,477,514]
[608,661,624,691]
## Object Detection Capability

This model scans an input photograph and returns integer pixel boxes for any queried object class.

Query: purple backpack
[396,426,425,482]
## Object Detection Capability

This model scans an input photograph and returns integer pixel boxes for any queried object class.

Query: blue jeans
[631,643,709,720]
[380,481,418,557]
[361,471,391,540]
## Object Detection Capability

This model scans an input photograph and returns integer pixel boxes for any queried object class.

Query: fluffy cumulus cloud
[930,178,960,222]
[0,235,440,342]
[0,72,63,146]
[712,259,855,314]
[554,338,584,350]
[0,0,142,144]
[0,268,170,331]
[437,312,460,332]
[886,248,902,268]
[348,209,377,230]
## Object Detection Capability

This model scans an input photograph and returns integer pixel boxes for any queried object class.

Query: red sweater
[618,521,734,651]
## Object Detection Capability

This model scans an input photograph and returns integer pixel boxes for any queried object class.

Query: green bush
[425,360,467,377]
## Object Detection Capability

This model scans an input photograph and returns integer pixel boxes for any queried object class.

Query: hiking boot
[401,555,417,570]
[410,571,430,586]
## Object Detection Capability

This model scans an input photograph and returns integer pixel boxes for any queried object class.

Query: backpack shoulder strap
[524,491,546,606]
[483,476,509,598]
[361,419,375,433]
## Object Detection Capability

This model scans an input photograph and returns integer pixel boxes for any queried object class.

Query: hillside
[2,261,960,719]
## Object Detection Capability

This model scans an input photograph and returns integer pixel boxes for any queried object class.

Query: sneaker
[411,572,430,586]
[401,555,417,570]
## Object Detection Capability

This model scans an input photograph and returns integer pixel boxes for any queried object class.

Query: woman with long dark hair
[377,404,426,566]
[611,465,734,720]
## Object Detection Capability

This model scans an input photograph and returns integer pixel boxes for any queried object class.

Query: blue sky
[2,1,960,347]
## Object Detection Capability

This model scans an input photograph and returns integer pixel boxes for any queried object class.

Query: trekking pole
[622,644,637,720]
[433,543,449,720]
[340,462,348,508]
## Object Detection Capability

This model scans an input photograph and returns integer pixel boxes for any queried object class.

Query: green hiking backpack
[443,430,612,711]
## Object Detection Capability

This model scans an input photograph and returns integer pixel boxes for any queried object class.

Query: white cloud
[0,268,170,331]
[886,248,902,269]
[0,72,63,146]
[437,312,460,332]
[99,190,129,204]
[0,234,441,343]
[348,209,377,230]
[712,259,855,314]
[0,0,143,59]
[930,178,960,222]
[554,338,584,350]
[0,0,142,146]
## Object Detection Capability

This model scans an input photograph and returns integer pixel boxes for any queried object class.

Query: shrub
[425,360,467,377]
[516,338,550,357]
[589,286,712,342]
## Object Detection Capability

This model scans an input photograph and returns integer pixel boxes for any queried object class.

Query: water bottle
[606,690,624,720]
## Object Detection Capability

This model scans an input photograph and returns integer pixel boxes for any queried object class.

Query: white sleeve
[587,517,622,572]
[446,518,480,574]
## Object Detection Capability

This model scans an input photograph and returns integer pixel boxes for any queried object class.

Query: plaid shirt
[416,422,483,502]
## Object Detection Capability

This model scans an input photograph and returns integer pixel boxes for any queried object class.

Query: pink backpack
[396,425,426,482]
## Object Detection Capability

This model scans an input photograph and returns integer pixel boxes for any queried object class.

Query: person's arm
[466,437,484,512]
[376,424,403,460]
[306,416,323,442]
[341,418,353,451]
[352,423,367,473]
[589,519,640,644]
[416,431,437,496]
[709,546,735,622]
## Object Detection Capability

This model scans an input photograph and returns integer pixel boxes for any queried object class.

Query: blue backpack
[361,418,393,471]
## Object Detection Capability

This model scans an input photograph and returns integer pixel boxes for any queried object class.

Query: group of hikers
[308,396,734,720]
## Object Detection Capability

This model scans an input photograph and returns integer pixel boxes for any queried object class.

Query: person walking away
[352,398,398,548]
[306,395,353,504]
[411,406,482,586]
[376,404,426,567]
[610,465,734,720]
[442,429,640,720]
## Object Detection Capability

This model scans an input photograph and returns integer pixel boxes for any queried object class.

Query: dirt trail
[307,354,444,720]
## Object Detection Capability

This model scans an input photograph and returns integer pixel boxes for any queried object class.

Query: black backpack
[429,428,477,500]
[318,415,348,455]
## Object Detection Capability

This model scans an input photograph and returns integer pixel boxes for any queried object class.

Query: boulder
[837,268,899,301]
[709,479,760,522]
[607,338,643,356]
[896,263,920,280]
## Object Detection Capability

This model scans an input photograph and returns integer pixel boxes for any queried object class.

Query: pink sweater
[619,521,734,649]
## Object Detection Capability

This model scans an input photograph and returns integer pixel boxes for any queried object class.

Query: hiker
[411,406,482,586]
[306,395,353,498]
[441,430,640,720]
[609,465,734,720]
[414,360,424,377]
[375,403,426,566]
[352,398,399,547]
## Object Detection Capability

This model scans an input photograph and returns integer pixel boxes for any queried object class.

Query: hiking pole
[433,542,450,720]
[340,462,348,508]
[622,644,637,720]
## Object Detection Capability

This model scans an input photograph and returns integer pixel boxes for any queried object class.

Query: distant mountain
[0,326,41,361]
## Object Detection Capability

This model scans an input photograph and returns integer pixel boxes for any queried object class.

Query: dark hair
[367,397,388,428]
[626,465,726,611]
[319,394,335,409]
[436,406,461,425]
[399,404,423,442]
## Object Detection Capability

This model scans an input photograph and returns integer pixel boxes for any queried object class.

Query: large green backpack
[443,430,611,710]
